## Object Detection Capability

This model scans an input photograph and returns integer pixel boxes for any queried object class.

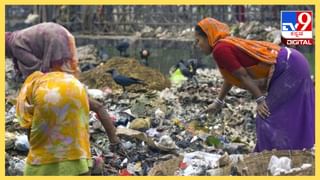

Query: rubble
[137,22,278,43]
[140,26,195,40]
[230,21,281,44]
[141,26,156,38]
[77,44,105,72]
[5,66,314,176]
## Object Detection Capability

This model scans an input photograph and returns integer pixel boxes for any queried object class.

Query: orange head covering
[197,18,280,64]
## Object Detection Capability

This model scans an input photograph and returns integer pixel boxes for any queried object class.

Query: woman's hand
[109,142,127,156]
[201,100,223,115]
[256,99,270,119]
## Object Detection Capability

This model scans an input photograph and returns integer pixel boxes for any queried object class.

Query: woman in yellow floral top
[16,71,91,175]
[9,23,124,175]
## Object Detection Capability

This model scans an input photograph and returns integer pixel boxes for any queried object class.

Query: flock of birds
[97,40,206,94]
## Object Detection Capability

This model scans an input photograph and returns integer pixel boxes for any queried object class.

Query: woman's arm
[232,67,270,119]
[232,67,263,98]
[202,80,232,114]
[88,97,120,144]
[14,48,42,67]
[218,80,233,101]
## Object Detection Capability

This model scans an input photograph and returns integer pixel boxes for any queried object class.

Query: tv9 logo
[281,11,313,46]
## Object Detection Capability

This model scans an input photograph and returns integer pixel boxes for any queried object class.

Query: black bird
[139,48,150,66]
[186,58,206,72]
[98,46,109,61]
[106,69,145,93]
[174,59,200,87]
[176,59,193,79]
[80,63,97,72]
[116,41,130,57]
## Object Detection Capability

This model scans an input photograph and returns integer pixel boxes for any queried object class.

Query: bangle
[214,98,225,105]
[256,95,266,104]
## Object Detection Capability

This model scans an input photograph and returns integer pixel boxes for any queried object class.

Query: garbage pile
[136,21,280,44]
[138,26,194,40]
[77,44,105,72]
[79,57,171,91]
[82,67,314,176]
[230,21,281,44]
[77,68,257,175]
[5,65,314,175]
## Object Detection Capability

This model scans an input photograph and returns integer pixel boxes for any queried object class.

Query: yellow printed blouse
[16,71,91,165]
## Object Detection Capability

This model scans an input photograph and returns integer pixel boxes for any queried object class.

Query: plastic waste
[15,135,29,152]
[268,155,292,176]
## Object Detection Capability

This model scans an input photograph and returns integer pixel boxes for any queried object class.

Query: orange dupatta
[198,18,280,91]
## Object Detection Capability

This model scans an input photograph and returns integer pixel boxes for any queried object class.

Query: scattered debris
[6,65,314,176]
[230,21,281,44]
[140,26,195,40]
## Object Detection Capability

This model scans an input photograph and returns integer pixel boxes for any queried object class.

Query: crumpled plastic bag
[268,155,292,175]
[180,151,221,176]
[169,69,187,86]
[155,135,178,151]
[15,134,29,152]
